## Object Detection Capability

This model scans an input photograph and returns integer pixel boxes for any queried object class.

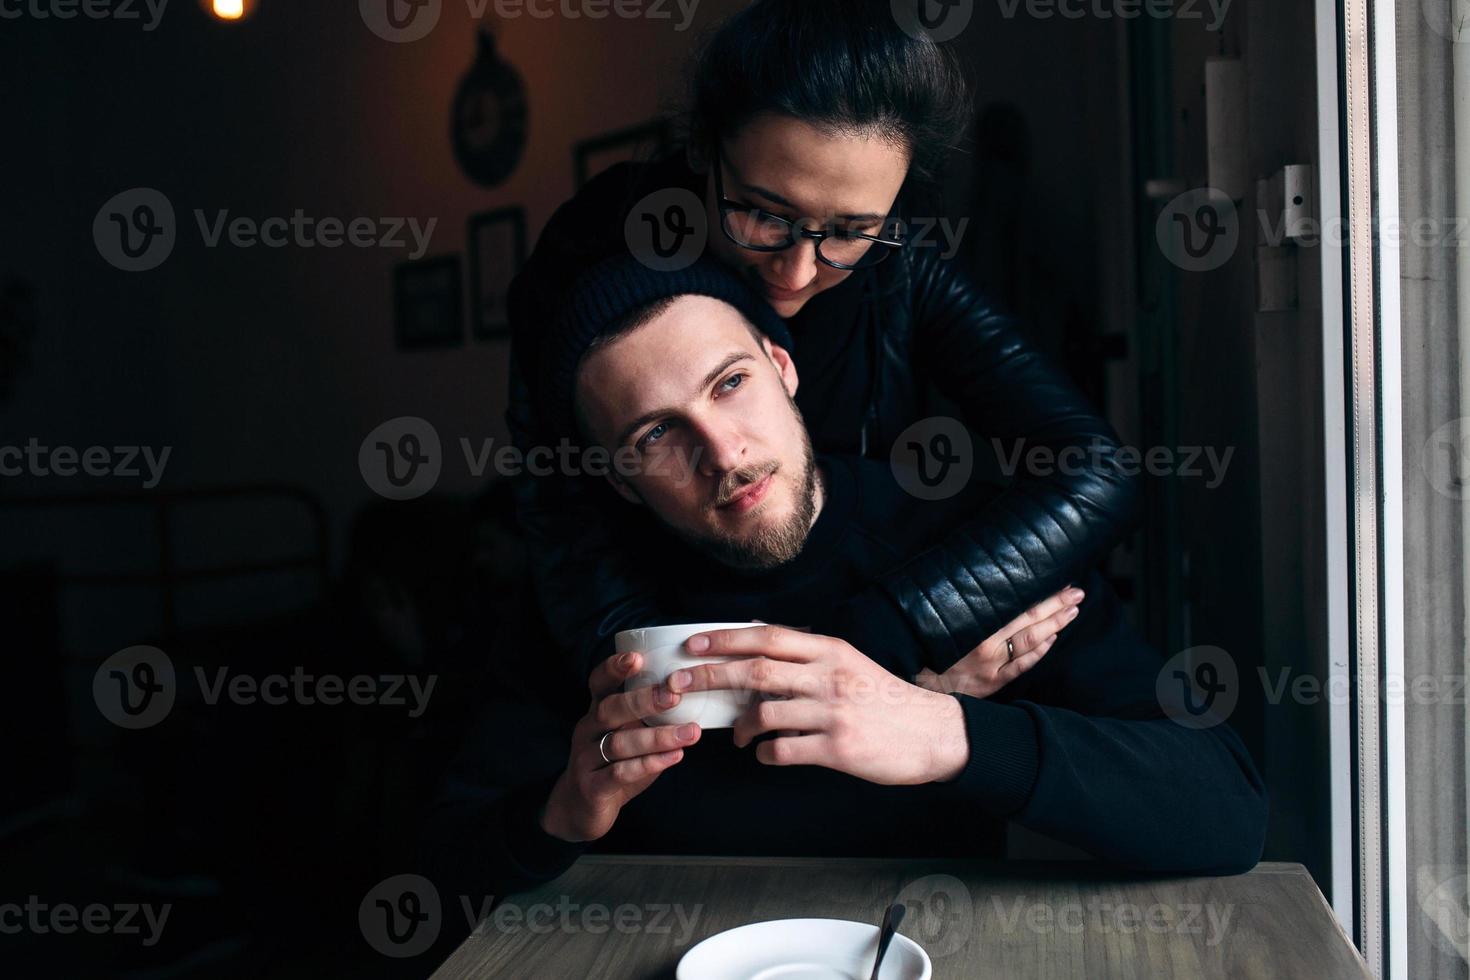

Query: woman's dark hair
[687,0,972,187]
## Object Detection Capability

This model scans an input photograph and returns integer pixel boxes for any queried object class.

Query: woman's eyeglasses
[711,144,907,271]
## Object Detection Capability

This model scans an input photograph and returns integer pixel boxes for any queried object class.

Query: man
[424,256,1266,910]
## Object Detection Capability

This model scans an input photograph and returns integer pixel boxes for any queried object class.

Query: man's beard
[696,438,818,572]
[648,400,819,571]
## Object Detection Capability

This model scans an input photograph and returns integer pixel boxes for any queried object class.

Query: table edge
[569,854,1310,877]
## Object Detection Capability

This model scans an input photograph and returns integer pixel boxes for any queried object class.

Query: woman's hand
[914,587,1085,698]
[667,626,969,786]
[539,651,702,842]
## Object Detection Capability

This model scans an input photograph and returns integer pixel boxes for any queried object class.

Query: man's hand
[914,587,1084,699]
[539,651,702,842]
[668,626,969,786]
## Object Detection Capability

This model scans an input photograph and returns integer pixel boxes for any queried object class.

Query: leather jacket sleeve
[817,251,1142,674]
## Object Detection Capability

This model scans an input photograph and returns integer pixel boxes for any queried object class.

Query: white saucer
[676,917,932,980]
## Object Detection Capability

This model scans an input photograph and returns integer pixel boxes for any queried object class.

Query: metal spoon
[868,903,906,980]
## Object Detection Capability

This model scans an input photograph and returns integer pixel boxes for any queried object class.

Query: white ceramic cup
[616,622,761,728]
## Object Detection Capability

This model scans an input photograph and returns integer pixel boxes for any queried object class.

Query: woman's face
[705,113,911,319]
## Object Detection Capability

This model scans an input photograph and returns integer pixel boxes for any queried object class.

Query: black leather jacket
[506,157,1141,680]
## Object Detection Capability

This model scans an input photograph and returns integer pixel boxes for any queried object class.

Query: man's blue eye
[719,374,744,392]
[639,422,669,448]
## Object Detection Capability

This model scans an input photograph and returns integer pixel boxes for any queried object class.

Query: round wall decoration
[452,30,528,188]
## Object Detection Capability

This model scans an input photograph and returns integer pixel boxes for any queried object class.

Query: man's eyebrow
[734,178,887,224]
[615,351,755,448]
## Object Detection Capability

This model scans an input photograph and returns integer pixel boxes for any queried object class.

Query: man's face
[576,295,818,570]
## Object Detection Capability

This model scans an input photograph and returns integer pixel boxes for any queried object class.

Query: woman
[505,0,1138,691]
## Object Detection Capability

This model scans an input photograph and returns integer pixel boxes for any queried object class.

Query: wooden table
[428,856,1370,979]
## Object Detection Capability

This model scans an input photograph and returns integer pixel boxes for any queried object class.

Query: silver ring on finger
[1006,636,1017,662]
[597,730,615,766]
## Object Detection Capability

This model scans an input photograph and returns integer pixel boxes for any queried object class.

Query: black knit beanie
[536,253,794,445]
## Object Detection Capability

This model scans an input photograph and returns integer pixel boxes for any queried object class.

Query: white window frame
[1328,0,1409,975]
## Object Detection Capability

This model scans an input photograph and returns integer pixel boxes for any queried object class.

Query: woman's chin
[766,294,810,318]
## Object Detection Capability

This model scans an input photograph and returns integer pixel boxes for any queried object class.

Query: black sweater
[422,457,1267,907]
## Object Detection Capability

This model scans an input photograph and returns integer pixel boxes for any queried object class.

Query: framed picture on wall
[393,255,464,350]
[573,118,672,189]
[467,206,527,341]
